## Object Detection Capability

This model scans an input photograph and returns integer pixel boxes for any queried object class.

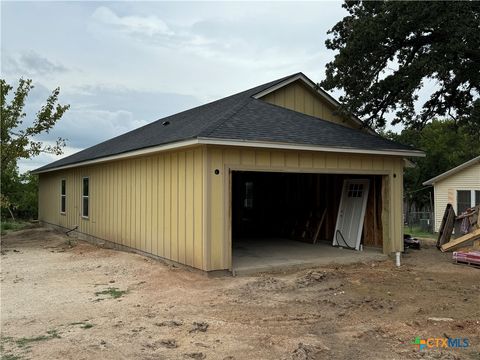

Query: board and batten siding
[38,146,206,270]
[205,145,405,271]
[432,163,480,232]
[261,80,358,129]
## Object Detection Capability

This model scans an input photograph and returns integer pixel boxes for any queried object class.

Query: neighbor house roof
[33,72,424,174]
[423,155,480,186]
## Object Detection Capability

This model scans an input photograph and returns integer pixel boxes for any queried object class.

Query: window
[476,191,480,206]
[244,181,253,209]
[82,177,89,218]
[60,179,66,214]
[347,183,364,198]
[457,190,471,214]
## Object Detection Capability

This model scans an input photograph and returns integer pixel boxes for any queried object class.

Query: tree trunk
[7,206,15,221]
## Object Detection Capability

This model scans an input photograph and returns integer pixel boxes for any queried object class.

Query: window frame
[82,176,89,219]
[60,179,66,214]
[456,190,472,215]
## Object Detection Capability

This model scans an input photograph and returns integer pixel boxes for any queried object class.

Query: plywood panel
[170,153,179,261]
[164,154,172,259]
[157,156,165,257]
[271,152,285,167]
[178,152,186,264]
[299,153,313,168]
[194,148,204,269]
[37,145,207,269]
[185,150,195,266]
[286,152,299,168]
[210,149,224,270]
[256,151,270,167]
[241,150,255,166]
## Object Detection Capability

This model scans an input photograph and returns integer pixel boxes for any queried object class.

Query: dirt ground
[1,228,479,360]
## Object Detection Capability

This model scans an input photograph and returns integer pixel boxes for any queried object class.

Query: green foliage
[386,119,479,208]
[321,1,480,130]
[95,287,128,299]
[69,321,94,329]
[15,330,60,349]
[0,78,69,219]
[403,226,434,240]
[0,220,29,236]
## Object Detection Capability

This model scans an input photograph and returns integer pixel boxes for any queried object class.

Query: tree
[386,119,479,211]
[321,1,480,130]
[1,78,69,219]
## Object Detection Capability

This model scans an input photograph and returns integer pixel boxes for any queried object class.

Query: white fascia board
[198,138,425,158]
[34,137,424,174]
[422,155,480,185]
[32,139,200,174]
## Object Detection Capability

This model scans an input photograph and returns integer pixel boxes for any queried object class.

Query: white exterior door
[333,179,370,250]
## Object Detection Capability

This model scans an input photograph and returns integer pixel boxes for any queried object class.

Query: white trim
[197,138,425,158]
[33,137,424,174]
[252,73,374,134]
[32,139,201,174]
[423,155,480,185]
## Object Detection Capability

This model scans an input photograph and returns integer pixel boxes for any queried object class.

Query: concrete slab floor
[232,238,387,275]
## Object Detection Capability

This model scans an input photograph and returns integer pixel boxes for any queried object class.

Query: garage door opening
[231,171,386,273]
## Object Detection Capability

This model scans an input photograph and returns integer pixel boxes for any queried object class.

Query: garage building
[33,73,423,272]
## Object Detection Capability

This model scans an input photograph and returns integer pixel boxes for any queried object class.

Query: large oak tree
[321,1,480,130]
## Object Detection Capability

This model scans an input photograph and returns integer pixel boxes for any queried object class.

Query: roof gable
[253,73,369,132]
[423,156,480,185]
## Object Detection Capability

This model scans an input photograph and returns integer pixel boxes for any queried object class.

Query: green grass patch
[15,330,60,349]
[0,221,29,236]
[404,226,435,239]
[95,287,127,299]
[69,321,94,329]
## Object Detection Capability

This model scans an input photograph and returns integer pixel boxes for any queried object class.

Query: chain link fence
[404,211,434,235]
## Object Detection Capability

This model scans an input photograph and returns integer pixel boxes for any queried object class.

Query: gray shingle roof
[34,73,420,173]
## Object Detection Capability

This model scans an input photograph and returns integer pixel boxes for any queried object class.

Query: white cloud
[3,1,353,172]
[91,6,173,37]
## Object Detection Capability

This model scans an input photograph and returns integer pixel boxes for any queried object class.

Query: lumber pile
[440,205,480,252]
[441,228,480,252]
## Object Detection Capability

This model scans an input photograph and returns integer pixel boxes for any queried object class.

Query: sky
[2,1,350,173]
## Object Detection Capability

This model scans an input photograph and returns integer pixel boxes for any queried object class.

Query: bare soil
[1,227,479,360]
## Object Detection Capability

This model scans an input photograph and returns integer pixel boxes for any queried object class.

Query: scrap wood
[456,205,480,232]
[441,228,480,252]
[312,209,327,244]
[437,204,456,249]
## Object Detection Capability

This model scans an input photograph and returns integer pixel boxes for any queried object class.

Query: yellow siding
[433,163,480,232]
[38,146,206,270]
[205,145,405,270]
[261,80,359,129]
[38,144,405,272]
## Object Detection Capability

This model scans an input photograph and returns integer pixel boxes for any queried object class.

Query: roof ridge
[195,73,303,138]
[198,98,253,138]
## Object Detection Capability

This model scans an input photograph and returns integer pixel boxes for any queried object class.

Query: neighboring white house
[423,156,480,232]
